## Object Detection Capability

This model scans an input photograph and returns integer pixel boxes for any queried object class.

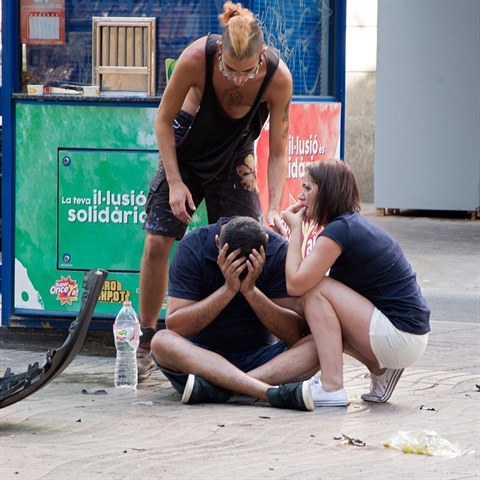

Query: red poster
[256,102,341,255]
[20,0,66,45]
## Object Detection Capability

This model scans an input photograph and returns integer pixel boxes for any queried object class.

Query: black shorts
[143,158,262,240]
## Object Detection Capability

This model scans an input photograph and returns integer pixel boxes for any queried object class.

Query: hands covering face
[217,243,266,294]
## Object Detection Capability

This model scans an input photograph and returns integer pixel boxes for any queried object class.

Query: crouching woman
[281,159,430,406]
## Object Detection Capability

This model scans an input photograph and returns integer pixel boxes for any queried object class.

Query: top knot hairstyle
[219,1,263,58]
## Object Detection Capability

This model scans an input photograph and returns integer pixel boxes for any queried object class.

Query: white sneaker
[310,377,349,407]
[361,368,404,403]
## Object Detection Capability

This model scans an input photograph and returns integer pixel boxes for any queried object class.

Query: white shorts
[369,308,429,369]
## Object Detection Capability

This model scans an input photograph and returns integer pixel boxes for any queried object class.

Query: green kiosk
[1,1,346,330]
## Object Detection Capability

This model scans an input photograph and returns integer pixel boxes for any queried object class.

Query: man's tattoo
[281,97,291,139]
[282,98,291,123]
[223,87,243,105]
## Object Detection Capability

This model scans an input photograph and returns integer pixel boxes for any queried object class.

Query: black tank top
[175,33,280,184]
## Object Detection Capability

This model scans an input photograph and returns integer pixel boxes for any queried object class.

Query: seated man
[150,216,321,411]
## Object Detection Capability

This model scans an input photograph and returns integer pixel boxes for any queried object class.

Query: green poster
[15,103,207,320]
[58,149,156,272]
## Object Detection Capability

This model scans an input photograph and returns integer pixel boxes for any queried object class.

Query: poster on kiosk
[256,102,342,256]
[13,101,341,321]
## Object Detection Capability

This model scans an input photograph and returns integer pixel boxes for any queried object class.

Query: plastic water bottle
[113,301,141,389]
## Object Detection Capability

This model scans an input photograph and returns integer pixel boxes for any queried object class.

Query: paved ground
[1,207,479,480]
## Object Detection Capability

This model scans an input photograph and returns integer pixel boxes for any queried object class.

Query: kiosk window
[20,0,335,97]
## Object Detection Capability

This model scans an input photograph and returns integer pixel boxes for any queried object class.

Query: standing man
[138,1,293,378]
[150,216,319,411]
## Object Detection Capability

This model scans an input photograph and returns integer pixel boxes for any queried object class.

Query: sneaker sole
[361,368,404,403]
[314,399,350,407]
[302,381,314,411]
[181,374,195,404]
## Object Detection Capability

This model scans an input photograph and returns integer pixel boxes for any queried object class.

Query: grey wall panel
[375,0,480,211]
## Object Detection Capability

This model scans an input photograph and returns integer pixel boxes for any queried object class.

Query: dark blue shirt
[320,212,431,334]
[168,218,289,352]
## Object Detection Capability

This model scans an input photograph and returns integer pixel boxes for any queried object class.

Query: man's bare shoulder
[270,58,293,92]
[265,57,292,104]
[178,36,209,66]
[169,36,208,90]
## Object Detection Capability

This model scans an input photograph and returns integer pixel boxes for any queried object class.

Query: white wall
[345,0,378,202]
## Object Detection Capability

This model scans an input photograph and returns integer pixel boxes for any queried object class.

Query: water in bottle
[113,300,141,389]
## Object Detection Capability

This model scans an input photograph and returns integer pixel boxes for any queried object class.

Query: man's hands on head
[217,244,245,293]
[239,245,265,294]
[217,244,265,295]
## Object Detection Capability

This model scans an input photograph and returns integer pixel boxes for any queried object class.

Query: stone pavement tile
[1,320,479,480]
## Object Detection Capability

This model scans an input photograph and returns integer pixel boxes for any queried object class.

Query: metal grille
[92,17,156,95]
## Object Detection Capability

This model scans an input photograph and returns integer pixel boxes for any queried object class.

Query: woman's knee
[302,277,331,304]
[303,276,344,304]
